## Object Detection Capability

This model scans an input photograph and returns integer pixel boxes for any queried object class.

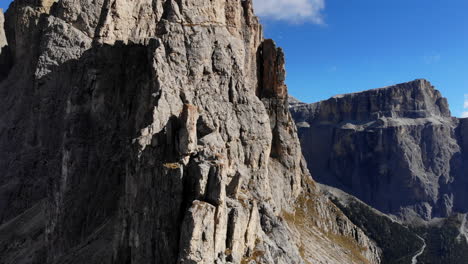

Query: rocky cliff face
[291,79,468,221]
[0,10,6,48]
[0,9,10,79]
[0,1,380,264]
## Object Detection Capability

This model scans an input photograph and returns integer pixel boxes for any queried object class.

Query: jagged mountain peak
[0,9,6,48]
[0,0,381,263]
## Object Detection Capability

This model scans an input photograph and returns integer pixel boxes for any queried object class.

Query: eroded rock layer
[291,79,468,221]
[0,10,6,48]
[0,1,380,264]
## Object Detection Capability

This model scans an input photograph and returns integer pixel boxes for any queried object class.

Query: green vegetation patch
[332,198,424,264]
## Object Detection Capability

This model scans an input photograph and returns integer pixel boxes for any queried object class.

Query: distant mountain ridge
[291,79,468,263]
[290,79,468,221]
[2,0,467,262]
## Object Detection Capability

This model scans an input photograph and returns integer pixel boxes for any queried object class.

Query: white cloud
[461,95,468,118]
[253,0,325,24]
[423,54,441,64]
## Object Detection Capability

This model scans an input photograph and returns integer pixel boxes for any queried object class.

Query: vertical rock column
[0,10,6,49]
[178,104,199,163]
[0,9,11,79]
[257,39,287,100]
[258,39,305,209]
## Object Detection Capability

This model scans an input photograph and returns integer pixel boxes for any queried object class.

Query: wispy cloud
[462,95,468,118]
[253,0,326,24]
[423,54,441,64]
[328,66,337,72]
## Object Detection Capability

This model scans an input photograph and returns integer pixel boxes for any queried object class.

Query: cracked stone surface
[291,79,468,221]
[0,1,381,263]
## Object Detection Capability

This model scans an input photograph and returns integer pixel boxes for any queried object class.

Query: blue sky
[0,1,10,11]
[2,0,468,116]
[255,0,468,117]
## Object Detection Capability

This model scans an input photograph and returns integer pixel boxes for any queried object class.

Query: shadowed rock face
[455,118,468,213]
[291,79,468,221]
[0,1,380,264]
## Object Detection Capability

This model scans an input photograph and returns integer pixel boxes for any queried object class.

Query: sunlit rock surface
[0,0,380,263]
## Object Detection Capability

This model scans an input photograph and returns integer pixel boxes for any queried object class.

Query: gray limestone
[0,0,380,263]
[0,9,6,49]
[291,79,468,221]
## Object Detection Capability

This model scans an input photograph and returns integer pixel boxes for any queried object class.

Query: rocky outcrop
[0,0,380,264]
[0,9,10,79]
[0,9,6,48]
[291,79,468,221]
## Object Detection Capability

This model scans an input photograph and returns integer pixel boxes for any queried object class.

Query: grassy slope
[331,198,423,264]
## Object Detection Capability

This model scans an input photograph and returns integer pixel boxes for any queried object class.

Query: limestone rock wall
[0,9,11,79]
[0,0,381,263]
[0,9,6,48]
[291,80,467,221]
